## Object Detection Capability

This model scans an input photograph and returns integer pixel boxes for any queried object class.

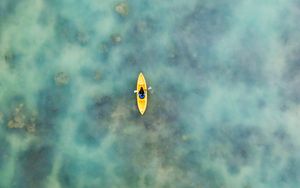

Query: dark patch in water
[279,157,300,185]
[4,51,21,69]
[173,2,234,70]
[281,50,300,104]
[206,125,263,175]
[129,17,158,43]
[87,96,114,120]
[154,100,178,122]
[16,145,54,188]
[0,137,10,168]
[0,0,21,20]
[55,16,89,46]
[227,159,240,174]
[274,128,289,142]
[143,173,155,187]
[257,98,266,108]
[284,52,300,80]
[114,164,140,187]
[94,41,111,62]
[6,95,26,108]
[179,150,203,171]
[36,80,72,138]
[200,169,225,188]
[58,159,78,188]
[75,121,108,147]
[59,158,107,188]
[228,126,261,165]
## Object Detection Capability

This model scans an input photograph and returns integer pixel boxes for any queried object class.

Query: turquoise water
[1,0,300,187]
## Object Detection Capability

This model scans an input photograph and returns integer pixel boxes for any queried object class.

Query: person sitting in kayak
[138,87,145,99]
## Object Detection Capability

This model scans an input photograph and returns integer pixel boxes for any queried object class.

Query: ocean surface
[1,0,300,187]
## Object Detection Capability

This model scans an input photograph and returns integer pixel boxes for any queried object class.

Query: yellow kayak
[136,72,148,115]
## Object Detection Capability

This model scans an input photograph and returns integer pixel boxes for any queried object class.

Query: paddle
[148,86,153,94]
[134,86,153,94]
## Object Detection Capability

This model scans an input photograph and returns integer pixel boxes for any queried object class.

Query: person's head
[140,87,144,94]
